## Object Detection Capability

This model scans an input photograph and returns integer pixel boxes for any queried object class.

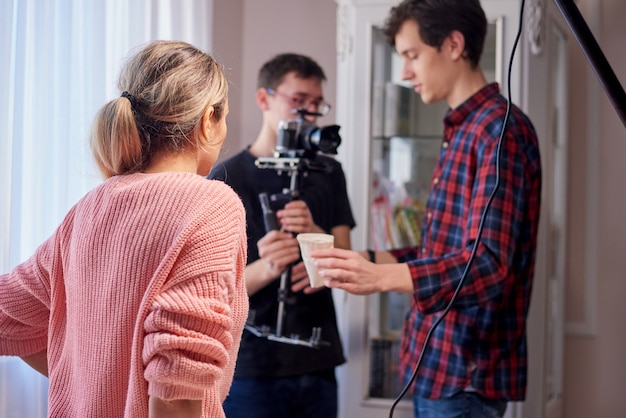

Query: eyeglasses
[266,88,331,116]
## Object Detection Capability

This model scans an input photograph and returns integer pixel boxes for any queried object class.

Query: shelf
[360,397,412,411]
[372,135,442,141]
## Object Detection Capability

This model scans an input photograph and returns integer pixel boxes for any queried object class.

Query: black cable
[388,1,525,416]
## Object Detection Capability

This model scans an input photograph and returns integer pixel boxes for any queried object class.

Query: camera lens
[307,125,341,154]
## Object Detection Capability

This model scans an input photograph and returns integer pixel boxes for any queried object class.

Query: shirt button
[433,178,439,185]
[427,212,432,219]
[442,142,449,149]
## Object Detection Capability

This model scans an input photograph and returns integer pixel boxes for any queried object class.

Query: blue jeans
[413,392,507,418]
[223,372,338,418]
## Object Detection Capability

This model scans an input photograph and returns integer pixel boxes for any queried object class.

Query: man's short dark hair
[257,53,326,90]
[382,0,487,68]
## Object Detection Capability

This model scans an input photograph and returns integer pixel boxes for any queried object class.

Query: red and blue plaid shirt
[391,83,541,401]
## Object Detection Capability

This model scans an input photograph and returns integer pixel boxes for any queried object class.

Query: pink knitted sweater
[0,172,248,417]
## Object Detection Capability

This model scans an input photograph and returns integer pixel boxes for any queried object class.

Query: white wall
[213,0,338,162]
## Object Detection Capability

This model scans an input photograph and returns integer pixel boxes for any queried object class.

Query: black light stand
[554,0,626,128]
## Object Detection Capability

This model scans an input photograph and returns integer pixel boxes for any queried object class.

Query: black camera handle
[263,185,299,340]
[292,107,323,118]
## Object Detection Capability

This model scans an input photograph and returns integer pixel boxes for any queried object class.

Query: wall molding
[526,0,545,55]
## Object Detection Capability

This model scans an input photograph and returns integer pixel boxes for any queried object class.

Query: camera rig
[244,109,341,348]
[255,108,341,175]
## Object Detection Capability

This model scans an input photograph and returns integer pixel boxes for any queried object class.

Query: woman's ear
[201,105,215,140]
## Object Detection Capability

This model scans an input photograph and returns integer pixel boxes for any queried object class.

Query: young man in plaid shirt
[313,0,542,416]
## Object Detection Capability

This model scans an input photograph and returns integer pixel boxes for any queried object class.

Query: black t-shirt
[208,148,355,378]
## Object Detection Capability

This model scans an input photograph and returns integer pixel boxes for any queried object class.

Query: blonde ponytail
[90,41,228,178]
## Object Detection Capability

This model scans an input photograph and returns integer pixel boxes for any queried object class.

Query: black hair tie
[121,91,139,110]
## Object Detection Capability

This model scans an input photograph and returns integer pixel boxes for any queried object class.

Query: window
[0,1,213,415]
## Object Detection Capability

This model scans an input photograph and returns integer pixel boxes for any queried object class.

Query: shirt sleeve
[331,162,356,230]
[142,269,238,400]
[0,237,53,356]
[407,119,533,314]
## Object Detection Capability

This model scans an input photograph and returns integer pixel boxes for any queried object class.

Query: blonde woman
[0,40,248,418]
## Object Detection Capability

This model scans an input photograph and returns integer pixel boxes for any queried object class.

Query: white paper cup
[296,233,334,288]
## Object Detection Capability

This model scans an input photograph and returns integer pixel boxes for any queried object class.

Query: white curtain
[0,1,213,416]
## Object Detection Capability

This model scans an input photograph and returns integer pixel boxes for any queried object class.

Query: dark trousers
[413,392,507,418]
[223,372,338,418]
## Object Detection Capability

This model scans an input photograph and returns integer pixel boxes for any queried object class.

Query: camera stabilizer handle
[244,156,329,349]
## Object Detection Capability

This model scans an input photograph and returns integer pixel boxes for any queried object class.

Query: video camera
[255,108,342,175]
[274,109,341,158]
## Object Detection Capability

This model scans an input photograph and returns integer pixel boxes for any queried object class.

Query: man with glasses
[208,53,355,418]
